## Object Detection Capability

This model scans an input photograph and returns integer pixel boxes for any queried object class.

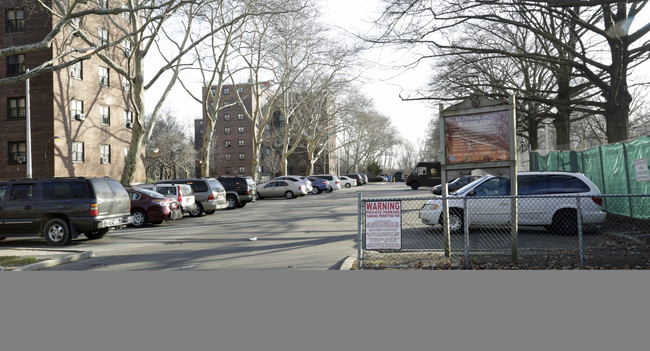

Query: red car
[126,188,176,227]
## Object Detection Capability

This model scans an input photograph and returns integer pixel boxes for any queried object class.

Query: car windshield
[454,176,491,195]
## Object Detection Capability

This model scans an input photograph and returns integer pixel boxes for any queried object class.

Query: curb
[12,251,94,271]
[340,255,356,270]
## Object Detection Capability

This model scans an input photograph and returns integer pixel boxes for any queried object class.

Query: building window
[237,113,244,120]
[100,144,111,164]
[236,101,242,107]
[237,87,244,94]
[70,60,82,79]
[7,54,25,76]
[6,9,24,31]
[122,76,131,91]
[70,17,82,36]
[238,140,245,147]
[122,4,131,23]
[8,141,26,164]
[123,39,132,56]
[223,88,230,95]
[99,66,109,87]
[100,105,110,125]
[225,140,231,148]
[238,126,244,134]
[225,167,231,174]
[124,111,133,127]
[210,87,217,96]
[7,97,26,120]
[98,27,108,46]
[238,153,245,160]
[223,114,230,121]
[238,166,245,174]
[72,142,84,163]
[98,0,109,9]
[225,154,231,161]
[266,147,271,155]
[124,146,129,160]
[224,127,231,135]
[71,99,84,117]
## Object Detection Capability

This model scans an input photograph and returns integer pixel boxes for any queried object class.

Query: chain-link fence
[357,194,650,269]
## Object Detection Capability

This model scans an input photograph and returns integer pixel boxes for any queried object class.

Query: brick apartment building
[0,1,144,182]
[196,83,337,181]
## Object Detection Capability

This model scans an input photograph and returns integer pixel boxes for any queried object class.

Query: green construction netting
[529,135,650,219]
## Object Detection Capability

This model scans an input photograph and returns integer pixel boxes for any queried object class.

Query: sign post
[440,96,518,261]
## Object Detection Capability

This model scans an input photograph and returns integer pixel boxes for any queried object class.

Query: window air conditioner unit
[101,156,109,164]
[126,121,133,129]
[75,113,86,121]
[17,156,26,163]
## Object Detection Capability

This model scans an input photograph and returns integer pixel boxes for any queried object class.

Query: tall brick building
[0,1,144,182]
[196,83,337,181]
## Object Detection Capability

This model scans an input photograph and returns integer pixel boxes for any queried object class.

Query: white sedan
[338,176,357,188]
[257,180,308,199]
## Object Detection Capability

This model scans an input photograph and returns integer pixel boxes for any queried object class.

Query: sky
[146,0,436,143]
[146,1,650,143]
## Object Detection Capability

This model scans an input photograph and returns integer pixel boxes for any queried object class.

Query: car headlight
[421,203,439,211]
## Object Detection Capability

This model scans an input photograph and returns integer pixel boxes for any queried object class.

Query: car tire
[312,187,320,195]
[43,218,72,246]
[345,183,351,188]
[226,196,238,209]
[132,210,148,228]
[189,203,203,217]
[205,210,216,215]
[439,209,464,234]
[85,228,108,240]
[549,209,578,236]
[238,202,246,208]
[410,181,420,190]
[285,191,295,199]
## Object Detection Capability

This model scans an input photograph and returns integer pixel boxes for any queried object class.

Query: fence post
[357,193,363,270]
[622,143,634,218]
[577,196,584,267]
[464,197,469,268]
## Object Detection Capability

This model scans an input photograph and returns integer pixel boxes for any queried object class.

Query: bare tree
[374,0,650,144]
[145,109,196,180]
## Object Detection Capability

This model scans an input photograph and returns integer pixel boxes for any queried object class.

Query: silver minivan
[419,172,606,235]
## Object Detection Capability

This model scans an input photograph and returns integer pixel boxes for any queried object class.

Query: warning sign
[365,201,401,250]
[634,158,649,182]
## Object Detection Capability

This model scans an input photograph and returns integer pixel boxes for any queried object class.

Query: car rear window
[43,181,91,200]
[156,186,177,196]
[186,181,208,193]
[208,179,225,191]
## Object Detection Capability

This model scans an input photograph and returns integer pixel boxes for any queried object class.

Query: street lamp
[26,46,96,178]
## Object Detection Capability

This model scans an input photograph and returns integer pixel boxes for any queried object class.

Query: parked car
[344,174,363,186]
[431,175,483,195]
[307,176,332,194]
[338,176,357,188]
[361,173,369,184]
[217,176,257,209]
[273,176,313,193]
[310,174,342,190]
[134,183,198,217]
[419,172,606,235]
[257,180,308,199]
[0,177,132,246]
[126,188,173,227]
[155,178,228,215]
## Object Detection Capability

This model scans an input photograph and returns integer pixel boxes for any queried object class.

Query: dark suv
[0,177,132,246]
[217,176,256,209]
